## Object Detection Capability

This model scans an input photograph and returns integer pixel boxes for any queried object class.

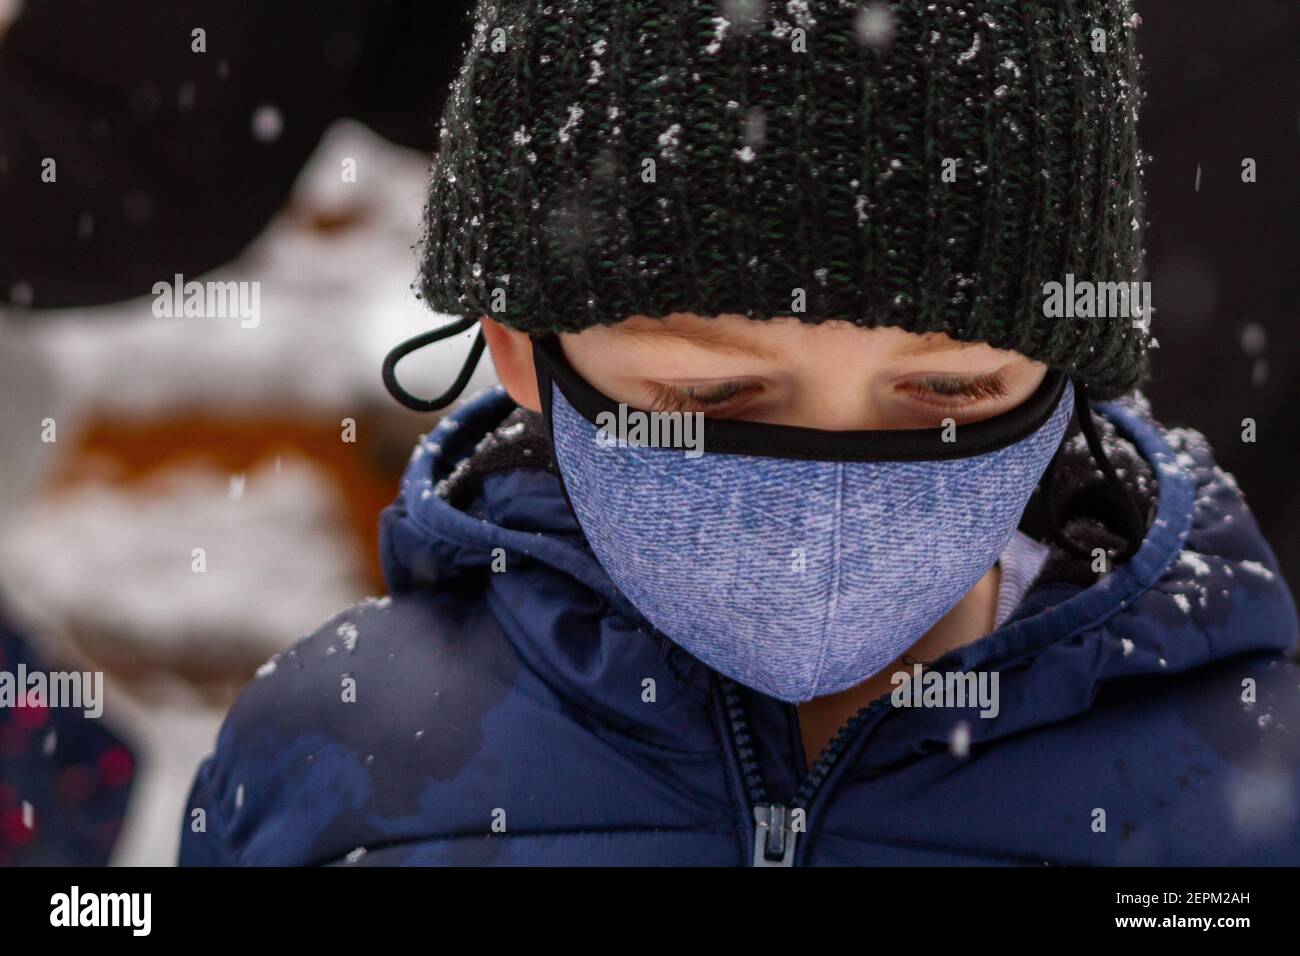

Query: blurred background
[0,1,1295,865]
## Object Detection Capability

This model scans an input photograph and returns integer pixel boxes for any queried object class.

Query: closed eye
[645,380,759,414]
[899,371,1009,409]
[645,370,1015,421]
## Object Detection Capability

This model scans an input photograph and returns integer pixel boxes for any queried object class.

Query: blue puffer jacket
[180,388,1300,866]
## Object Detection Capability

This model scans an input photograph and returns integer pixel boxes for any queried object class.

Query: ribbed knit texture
[420,0,1150,398]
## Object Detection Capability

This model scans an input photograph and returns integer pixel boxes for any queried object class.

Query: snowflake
[558,105,584,144]
[337,620,359,652]
[658,123,684,159]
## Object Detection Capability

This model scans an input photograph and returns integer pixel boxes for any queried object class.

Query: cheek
[558,336,641,404]
[1009,361,1049,400]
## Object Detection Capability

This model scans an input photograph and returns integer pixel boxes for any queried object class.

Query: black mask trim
[532,334,1071,463]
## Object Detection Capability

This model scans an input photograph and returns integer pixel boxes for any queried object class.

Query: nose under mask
[532,336,1074,703]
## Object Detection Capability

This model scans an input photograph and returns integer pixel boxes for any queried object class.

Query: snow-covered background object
[0,121,497,864]
[20,120,495,417]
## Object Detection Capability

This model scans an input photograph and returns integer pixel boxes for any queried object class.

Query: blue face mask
[533,337,1075,703]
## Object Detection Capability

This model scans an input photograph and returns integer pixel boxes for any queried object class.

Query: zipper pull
[752,803,797,866]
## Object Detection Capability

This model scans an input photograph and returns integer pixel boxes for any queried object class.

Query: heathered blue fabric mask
[533,337,1075,703]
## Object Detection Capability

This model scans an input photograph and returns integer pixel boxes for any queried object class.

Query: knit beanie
[419,0,1150,399]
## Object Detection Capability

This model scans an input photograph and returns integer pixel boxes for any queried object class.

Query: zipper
[721,676,894,866]
[751,803,796,866]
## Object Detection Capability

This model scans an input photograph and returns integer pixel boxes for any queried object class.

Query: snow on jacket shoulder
[180,387,1300,866]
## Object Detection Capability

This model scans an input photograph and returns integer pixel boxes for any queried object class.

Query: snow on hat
[419,0,1150,398]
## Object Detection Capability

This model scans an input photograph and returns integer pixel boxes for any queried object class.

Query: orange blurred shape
[50,414,403,591]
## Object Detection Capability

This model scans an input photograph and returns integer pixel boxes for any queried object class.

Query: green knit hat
[419,0,1151,398]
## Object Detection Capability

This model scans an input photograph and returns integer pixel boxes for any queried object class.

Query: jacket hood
[379,385,1299,759]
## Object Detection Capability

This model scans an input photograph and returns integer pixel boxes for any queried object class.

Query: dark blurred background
[0,0,1295,863]
[1135,0,1299,586]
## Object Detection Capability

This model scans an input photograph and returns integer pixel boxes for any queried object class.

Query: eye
[646,380,758,414]
[900,371,1009,409]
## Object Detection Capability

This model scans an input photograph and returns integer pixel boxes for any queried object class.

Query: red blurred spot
[0,723,27,759]
[99,747,134,789]
[0,807,35,846]
[14,698,49,730]
[55,765,95,804]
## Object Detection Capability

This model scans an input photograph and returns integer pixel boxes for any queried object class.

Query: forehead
[602,313,994,360]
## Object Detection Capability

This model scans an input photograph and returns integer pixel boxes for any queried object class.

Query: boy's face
[483,312,1047,430]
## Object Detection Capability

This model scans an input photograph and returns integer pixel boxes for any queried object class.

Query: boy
[180,0,1299,865]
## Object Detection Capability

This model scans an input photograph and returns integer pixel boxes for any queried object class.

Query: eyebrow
[609,320,784,360]
[895,335,985,358]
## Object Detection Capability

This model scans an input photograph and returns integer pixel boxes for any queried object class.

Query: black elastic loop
[1040,382,1147,565]
[382,317,486,412]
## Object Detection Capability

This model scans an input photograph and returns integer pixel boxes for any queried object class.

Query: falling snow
[1241,323,1266,356]
[251,104,284,143]
[854,5,896,52]
[949,721,971,758]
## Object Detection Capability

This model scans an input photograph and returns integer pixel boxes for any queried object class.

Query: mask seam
[809,461,845,699]
[801,434,1059,698]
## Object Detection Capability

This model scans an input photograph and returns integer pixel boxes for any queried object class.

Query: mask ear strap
[1040,381,1147,565]
[382,316,486,412]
